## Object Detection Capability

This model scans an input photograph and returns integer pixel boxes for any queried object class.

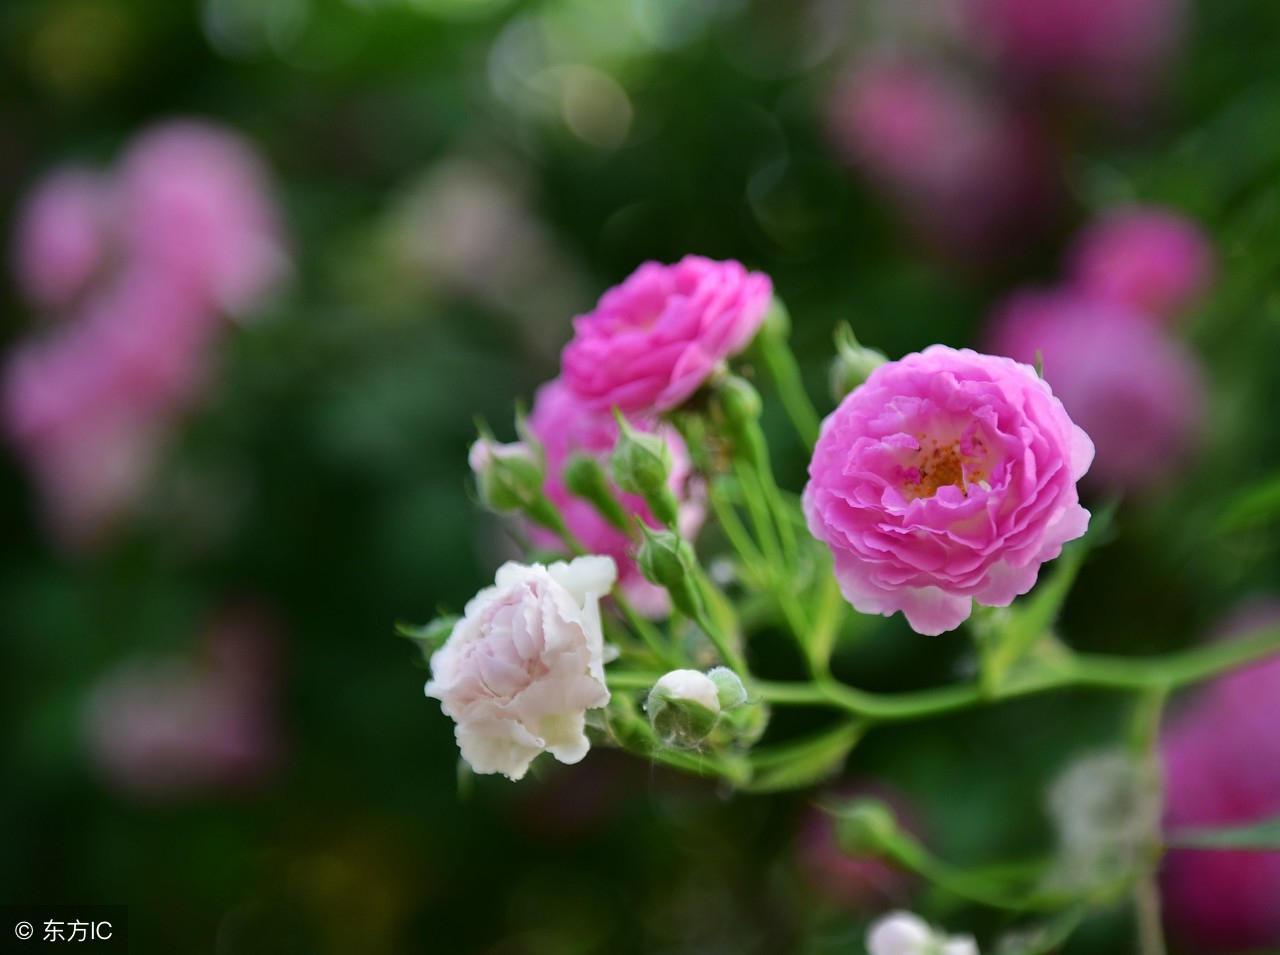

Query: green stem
[758,337,821,448]
[707,479,769,587]
[750,624,1280,723]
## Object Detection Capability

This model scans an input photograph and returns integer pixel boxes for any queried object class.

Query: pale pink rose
[83,607,285,801]
[117,121,290,317]
[960,0,1185,107]
[528,378,705,618]
[1160,604,1280,951]
[1067,206,1214,320]
[985,288,1203,490]
[560,256,772,416]
[826,57,1058,254]
[425,556,617,781]
[11,166,114,311]
[803,345,1092,635]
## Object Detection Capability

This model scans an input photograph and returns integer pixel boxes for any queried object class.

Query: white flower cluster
[866,911,978,955]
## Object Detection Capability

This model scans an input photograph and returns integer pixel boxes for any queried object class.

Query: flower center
[901,428,993,501]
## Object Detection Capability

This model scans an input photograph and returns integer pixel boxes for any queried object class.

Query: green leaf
[1217,472,1280,533]
[742,720,864,793]
[1167,816,1280,851]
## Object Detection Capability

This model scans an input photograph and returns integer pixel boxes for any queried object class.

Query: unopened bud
[563,453,632,532]
[610,413,679,526]
[707,666,748,710]
[830,323,887,400]
[646,669,721,748]
[636,525,703,620]
[469,436,544,513]
[832,797,898,857]
[761,295,792,340]
[715,375,767,467]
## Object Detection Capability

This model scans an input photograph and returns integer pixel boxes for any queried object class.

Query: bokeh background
[3,1,1280,952]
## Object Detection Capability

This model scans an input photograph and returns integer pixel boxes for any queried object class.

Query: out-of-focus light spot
[27,0,137,99]
[629,0,722,51]
[403,0,515,21]
[202,0,311,59]
[546,65,634,150]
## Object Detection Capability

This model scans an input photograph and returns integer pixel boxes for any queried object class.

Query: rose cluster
[425,253,1100,787]
[3,120,290,549]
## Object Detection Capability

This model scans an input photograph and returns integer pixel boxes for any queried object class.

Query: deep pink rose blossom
[803,345,1092,635]
[561,256,772,416]
[985,288,1203,490]
[527,379,704,618]
[1160,604,1280,951]
[1067,206,1214,320]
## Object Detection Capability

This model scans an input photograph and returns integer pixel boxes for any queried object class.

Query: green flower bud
[610,413,680,527]
[563,453,632,532]
[707,666,748,710]
[831,797,898,857]
[714,375,767,467]
[760,295,792,341]
[829,323,888,401]
[635,525,704,621]
[646,669,721,748]
[469,435,544,513]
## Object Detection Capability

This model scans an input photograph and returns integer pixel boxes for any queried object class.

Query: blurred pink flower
[561,256,772,416]
[826,58,1058,255]
[960,0,1185,107]
[985,288,1204,490]
[84,607,286,801]
[10,166,114,311]
[1067,206,1214,320]
[794,785,918,911]
[527,378,705,618]
[1160,603,1280,951]
[3,119,289,549]
[803,345,1092,635]
[117,121,290,317]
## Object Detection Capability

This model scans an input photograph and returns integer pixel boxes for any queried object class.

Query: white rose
[425,555,616,781]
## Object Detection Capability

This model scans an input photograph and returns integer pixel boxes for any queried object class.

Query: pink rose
[11,166,113,311]
[802,345,1092,635]
[117,121,290,317]
[826,57,1058,255]
[528,378,705,618]
[426,556,617,781]
[985,288,1203,490]
[83,607,285,801]
[561,256,772,416]
[1067,206,1214,320]
[1161,606,1280,951]
[959,0,1184,107]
